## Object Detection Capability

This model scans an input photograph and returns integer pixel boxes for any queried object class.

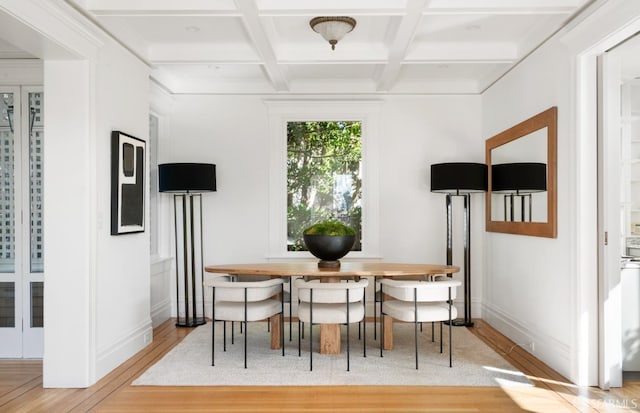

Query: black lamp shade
[492,162,546,194]
[158,163,216,193]
[430,162,488,194]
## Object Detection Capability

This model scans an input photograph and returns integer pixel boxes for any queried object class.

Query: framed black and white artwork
[111,130,145,235]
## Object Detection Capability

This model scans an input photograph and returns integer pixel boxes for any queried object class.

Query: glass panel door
[0,86,44,358]
[22,88,44,358]
[0,87,21,357]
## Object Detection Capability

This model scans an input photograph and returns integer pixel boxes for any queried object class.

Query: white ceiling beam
[256,0,406,15]
[426,0,583,15]
[234,0,289,91]
[96,16,151,61]
[376,0,431,92]
[84,0,238,15]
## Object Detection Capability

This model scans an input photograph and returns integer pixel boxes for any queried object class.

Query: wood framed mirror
[485,106,557,238]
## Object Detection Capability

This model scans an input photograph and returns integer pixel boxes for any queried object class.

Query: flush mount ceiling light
[309,16,356,50]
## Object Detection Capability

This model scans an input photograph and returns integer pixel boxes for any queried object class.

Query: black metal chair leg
[244,289,248,369]
[298,320,301,357]
[347,321,351,372]
[347,290,350,372]
[449,287,453,368]
[380,285,384,358]
[212,287,216,366]
[414,288,418,370]
[373,277,377,340]
[363,293,366,358]
[374,306,377,340]
[281,284,285,357]
[310,292,313,372]
[289,277,293,342]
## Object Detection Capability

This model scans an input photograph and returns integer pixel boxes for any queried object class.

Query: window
[267,101,382,258]
[287,121,362,251]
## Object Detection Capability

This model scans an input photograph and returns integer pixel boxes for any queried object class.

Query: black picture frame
[111,130,145,235]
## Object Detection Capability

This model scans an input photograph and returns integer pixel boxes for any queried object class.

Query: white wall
[482,36,574,379]
[161,95,484,318]
[481,0,640,385]
[93,39,151,381]
[44,37,151,386]
[0,0,156,386]
[44,59,94,387]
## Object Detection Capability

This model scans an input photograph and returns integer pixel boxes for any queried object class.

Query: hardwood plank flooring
[0,319,637,412]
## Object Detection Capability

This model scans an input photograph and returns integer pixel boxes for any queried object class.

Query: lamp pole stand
[445,192,474,327]
[173,193,206,327]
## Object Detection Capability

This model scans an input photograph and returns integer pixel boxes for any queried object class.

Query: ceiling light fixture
[309,16,356,50]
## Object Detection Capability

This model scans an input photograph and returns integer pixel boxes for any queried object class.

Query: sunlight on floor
[497,373,640,413]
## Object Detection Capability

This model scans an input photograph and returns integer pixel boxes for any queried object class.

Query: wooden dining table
[204,261,460,354]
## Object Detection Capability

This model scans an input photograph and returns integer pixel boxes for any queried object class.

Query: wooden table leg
[383,315,394,350]
[320,324,341,354]
[320,277,341,354]
[270,314,282,350]
[318,276,341,355]
[270,278,283,350]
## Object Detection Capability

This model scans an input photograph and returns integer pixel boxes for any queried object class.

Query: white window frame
[266,100,382,259]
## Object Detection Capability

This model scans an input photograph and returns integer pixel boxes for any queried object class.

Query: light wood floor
[1,319,638,413]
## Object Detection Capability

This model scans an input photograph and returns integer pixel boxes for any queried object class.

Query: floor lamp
[159,163,217,327]
[492,162,547,222]
[430,162,487,327]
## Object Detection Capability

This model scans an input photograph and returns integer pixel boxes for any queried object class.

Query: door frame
[597,50,623,389]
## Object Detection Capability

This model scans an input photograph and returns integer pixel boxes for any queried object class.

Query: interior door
[0,86,44,358]
[596,32,640,388]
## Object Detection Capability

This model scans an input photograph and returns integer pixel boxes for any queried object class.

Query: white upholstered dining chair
[379,278,461,369]
[295,277,369,371]
[206,277,285,368]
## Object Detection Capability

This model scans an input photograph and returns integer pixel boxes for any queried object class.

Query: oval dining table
[204,261,460,354]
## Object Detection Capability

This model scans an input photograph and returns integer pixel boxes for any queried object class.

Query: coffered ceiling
[41,1,596,94]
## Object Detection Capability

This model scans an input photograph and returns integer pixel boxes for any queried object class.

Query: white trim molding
[483,302,571,379]
[265,99,383,260]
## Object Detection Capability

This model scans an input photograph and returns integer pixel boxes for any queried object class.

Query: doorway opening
[0,86,44,358]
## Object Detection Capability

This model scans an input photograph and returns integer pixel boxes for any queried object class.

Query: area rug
[133,322,532,387]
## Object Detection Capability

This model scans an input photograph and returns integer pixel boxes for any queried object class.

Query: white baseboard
[151,298,171,328]
[482,303,571,380]
[95,320,152,382]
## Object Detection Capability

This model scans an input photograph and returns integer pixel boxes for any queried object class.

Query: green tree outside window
[287,121,362,251]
